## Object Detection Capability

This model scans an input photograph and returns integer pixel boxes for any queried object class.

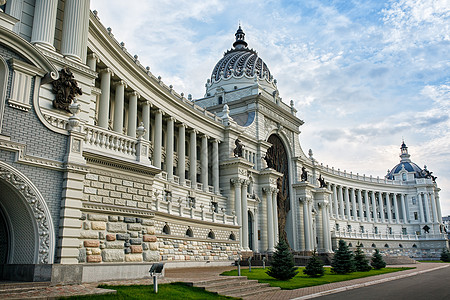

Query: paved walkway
[0,263,447,299]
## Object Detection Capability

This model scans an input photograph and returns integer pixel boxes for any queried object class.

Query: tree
[267,239,298,280]
[303,251,325,277]
[371,249,386,269]
[331,240,355,274]
[440,248,450,262]
[354,243,372,272]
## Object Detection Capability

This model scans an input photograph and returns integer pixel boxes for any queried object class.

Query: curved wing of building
[0,2,447,283]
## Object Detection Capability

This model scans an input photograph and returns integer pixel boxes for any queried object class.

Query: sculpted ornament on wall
[52,67,83,112]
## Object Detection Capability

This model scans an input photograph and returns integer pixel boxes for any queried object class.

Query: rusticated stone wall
[78,213,159,263]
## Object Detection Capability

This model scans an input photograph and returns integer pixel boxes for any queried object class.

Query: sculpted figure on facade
[52,67,83,112]
[301,166,308,182]
[233,138,244,157]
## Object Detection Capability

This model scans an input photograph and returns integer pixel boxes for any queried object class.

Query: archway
[265,134,290,245]
[0,162,55,265]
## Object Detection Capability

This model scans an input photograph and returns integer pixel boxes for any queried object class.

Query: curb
[291,264,450,300]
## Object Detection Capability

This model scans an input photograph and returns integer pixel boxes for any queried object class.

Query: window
[185,227,193,237]
[218,96,223,104]
[164,191,172,202]
[412,197,416,205]
[414,212,418,220]
[349,243,353,247]
[208,230,215,239]
[402,228,407,235]
[399,244,403,248]
[188,197,196,208]
[388,227,392,234]
[335,224,340,231]
[347,225,352,232]
[412,244,417,248]
[384,244,389,248]
[229,232,236,240]
[402,173,407,181]
[374,226,378,234]
[372,243,376,248]
[360,226,364,233]
[211,201,218,213]
[163,223,170,234]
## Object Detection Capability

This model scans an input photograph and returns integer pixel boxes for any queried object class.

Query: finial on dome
[233,25,248,49]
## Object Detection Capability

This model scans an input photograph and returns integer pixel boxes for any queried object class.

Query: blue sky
[92,0,450,215]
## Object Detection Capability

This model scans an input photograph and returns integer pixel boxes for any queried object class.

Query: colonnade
[31,0,91,62]
[329,184,441,225]
[262,187,278,252]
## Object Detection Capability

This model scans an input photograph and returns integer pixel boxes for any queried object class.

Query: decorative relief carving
[52,67,83,112]
[0,162,54,264]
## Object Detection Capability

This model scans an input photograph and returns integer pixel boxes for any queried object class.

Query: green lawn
[417,260,450,263]
[221,267,414,290]
[63,282,239,300]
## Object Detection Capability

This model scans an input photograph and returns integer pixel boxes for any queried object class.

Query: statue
[421,167,437,182]
[233,138,243,157]
[318,175,327,188]
[301,166,308,182]
[422,225,430,234]
[52,67,82,112]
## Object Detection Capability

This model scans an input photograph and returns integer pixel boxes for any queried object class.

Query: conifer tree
[440,248,450,262]
[371,249,386,269]
[303,251,325,277]
[354,243,371,272]
[331,240,355,274]
[267,239,298,280]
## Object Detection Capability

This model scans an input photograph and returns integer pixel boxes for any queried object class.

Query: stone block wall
[78,213,159,263]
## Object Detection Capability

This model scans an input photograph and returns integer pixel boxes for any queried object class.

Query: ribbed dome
[210,26,272,82]
[386,162,423,180]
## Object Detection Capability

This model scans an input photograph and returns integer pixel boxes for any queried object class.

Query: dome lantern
[233,25,248,49]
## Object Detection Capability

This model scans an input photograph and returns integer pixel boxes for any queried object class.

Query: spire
[233,25,248,49]
[399,141,411,162]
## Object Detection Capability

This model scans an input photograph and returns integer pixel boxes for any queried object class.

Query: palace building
[0,1,447,283]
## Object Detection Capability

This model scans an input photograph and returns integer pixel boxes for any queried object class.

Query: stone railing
[84,124,139,160]
[153,198,236,225]
[333,231,447,241]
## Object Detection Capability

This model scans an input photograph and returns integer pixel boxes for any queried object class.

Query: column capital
[155,108,164,115]
[213,138,221,144]
[189,128,199,134]
[113,80,127,88]
[231,178,243,186]
[142,99,152,107]
[99,67,114,76]
[201,133,210,140]
[88,52,100,62]
[177,122,187,128]
[165,115,176,122]
[241,179,250,187]
[127,90,140,98]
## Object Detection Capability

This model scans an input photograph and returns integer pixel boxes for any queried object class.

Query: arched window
[348,243,353,247]
[185,227,193,237]
[399,244,403,248]
[372,243,376,248]
[229,232,236,241]
[384,244,389,248]
[218,96,223,104]
[360,243,364,248]
[402,173,407,181]
[207,230,215,239]
[162,223,170,235]
[412,244,417,248]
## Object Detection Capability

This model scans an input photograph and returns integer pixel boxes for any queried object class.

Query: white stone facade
[0,1,447,283]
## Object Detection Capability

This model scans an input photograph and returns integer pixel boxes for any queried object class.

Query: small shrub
[331,240,355,274]
[267,239,298,280]
[441,248,450,262]
[354,243,372,272]
[371,249,386,269]
[303,252,325,277]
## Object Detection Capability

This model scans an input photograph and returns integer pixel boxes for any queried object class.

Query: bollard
[237,256,241,276]
[248,256,252,272]
[149,263,164,294]
[153,275,158,293]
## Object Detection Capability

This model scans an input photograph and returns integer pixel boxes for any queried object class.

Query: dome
[386,142,426,180]
[205,26,277,96]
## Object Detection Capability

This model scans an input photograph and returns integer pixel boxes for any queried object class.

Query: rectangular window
[374,226,378,234]
[388,227,392,234]
[412,197,416,205]
[347,225,352,232]
[188,196,196,208]
[360,226,364,233]
[336,224,340,231]
[402,228,407,235]
[414,212,418,220]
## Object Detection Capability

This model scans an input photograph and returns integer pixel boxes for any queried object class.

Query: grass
[62,282,239,300]
[418,260,450,263]
[221,267,414,290]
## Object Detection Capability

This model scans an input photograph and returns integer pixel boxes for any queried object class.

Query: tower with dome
[0,4,447,284]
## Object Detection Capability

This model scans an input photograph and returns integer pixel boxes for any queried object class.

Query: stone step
[194,277,255,289]
[190,275,246,287]
[0,281,50,295]
[203,279,261,292]
[384,256,418,265]
[214,281,270,294]
[225,285,281,298]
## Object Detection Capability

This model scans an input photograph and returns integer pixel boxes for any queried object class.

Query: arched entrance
[0,162,55,265]
[264,134,290,245]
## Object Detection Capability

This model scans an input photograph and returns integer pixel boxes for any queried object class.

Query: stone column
[379,192,385,222]
[429,193,438,224]
[189,129,197,186]
[364,190,371,222]
[344,187,351,220]
[338,186,344,219]
[423,193,431,223]
[273,190,279,243]
[265,188,274,252]
[142,101,151,141]
[153,109,163,169]
[31,0,58,50]
[87,53,99,71]
[333,184,339,217]
[393,193,400,223]
[166,117,175,181]
[212,139,219,194]
[401,194,408,223]
[177,124,186,184]
[371,191,378,223]
[113,80,126,133]
[385,193,392,223]
[98,68,113,129]
[357,189,363,219]
[242,180,249,250]
[435,193,443,223]
[253,208,259,252]
[232,179,242,247]
[61,0,89,62]
[200,135,208,191]
[327,184,333,216]
[303,199,311,251]
[351,188,357,220]
[127,91,138,138]
[418,194,425,223]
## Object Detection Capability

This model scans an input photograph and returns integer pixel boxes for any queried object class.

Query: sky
[92,0,450,216]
